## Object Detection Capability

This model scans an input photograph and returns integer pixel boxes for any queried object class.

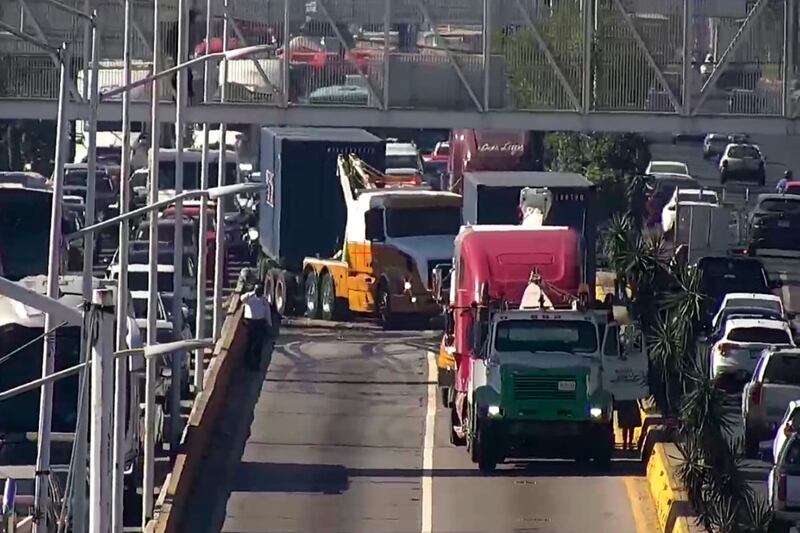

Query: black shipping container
[258,127,386,272]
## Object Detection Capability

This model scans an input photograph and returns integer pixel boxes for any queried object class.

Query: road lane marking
[623,476,660,533]
[421,349,437,533]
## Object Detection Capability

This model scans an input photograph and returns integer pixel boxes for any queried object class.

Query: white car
[769,433,800,523]
[709,317,795,385]
[711,293,786,331]
[645,160,690,178]
[773,399,800,463]
[660,188,719,233]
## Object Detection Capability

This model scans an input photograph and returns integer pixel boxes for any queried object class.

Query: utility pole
[88,289,113,533]
[212,0,230,338]
[111,0,132,528]
[143,0,161,522]
[33,43,69,533]
[171,0,188,451]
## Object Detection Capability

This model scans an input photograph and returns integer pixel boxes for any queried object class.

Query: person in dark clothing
[240,282,272,370]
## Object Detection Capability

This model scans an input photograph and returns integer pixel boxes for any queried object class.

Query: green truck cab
[467,307,648,472]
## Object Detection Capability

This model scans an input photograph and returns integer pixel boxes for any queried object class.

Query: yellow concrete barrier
[146,295,245,533]
[645,442,702,533]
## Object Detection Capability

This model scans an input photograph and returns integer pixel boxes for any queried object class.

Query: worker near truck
[240,282,275,370]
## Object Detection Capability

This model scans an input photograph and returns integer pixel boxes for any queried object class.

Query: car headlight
[590,407,603,418]
[403,280,412,291]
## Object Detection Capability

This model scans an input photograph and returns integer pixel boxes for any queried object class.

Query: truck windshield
[385,155,420,170]
[385,206,461,237]
[494,319,598,353]
[158,161,237,190]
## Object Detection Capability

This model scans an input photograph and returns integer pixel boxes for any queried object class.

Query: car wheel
[304,270,321,319]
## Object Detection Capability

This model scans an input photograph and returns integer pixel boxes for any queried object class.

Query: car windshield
[650,163,687,174]
[128,253,195,278]
[385,155,421,170]
[764,355,800,385]
[131,171,148,188]
[385,206,461,237]
[759,198,800,213]
[64,171,113,193]
[726,298,782,314]
[728,145,760,159]
[728,327,791,344]
[435,144,449,156]
[494,319,599,354]
[137,223,197,246]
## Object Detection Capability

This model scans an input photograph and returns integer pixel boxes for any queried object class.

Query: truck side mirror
[432,264,452,303]
[472,321,489,357]
[443,309,454,336]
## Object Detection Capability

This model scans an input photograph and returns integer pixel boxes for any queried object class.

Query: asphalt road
[182,326,657,533]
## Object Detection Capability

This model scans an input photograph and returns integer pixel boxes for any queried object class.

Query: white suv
[709,317,794,387]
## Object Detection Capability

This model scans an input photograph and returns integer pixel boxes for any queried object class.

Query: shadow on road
[179,347,273,533]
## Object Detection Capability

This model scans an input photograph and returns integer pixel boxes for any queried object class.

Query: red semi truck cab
[448,129,534,193]
[438,225,583,390]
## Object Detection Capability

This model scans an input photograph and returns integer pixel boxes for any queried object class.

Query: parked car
[769,432,800,523]
[661,187,719,234]
[773,399,800,464]
[62,163,117,217]
[135,217,199,260]
[709,317,794,388]
[783,181,800,195]
[744,348,800,457]
[130,290,192,339]
[719,143,766,185]
[747,193,800,255]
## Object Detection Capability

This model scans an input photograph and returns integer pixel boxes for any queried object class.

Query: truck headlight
[403,280,412,291]
[590,407,603,418]
[487,405,501,417]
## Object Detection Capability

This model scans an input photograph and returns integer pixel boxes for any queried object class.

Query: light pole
[212,0,232,340]
[111,0,132,530]
[171,0,189,451]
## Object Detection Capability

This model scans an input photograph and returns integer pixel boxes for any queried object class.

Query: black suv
[695,256,781,323]
[747,193,800,254]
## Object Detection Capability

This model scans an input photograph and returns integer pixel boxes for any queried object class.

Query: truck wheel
[274,272,290,316]
[592,426,614,470]
[377,283,396,330]
[304,271,321,319]
[319,272,340,321]
[475,422,497,473]
[264,270,276,307]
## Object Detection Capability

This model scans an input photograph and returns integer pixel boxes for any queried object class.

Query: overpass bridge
[0,0,799,134]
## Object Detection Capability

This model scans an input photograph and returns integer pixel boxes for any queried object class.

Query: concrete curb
[145,295,245,533]
[645,442,703,533]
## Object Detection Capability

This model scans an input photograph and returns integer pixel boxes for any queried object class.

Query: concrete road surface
[183,326,658,533]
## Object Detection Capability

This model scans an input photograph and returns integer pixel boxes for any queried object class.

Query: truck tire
[376,282,397,330]
[274,271,295,316]
[264,270,276,307]
[304,270,321,319]
[319,271,341,321]
[474,421,497,473]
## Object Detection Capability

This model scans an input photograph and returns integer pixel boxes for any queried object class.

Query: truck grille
[512,375,578,401]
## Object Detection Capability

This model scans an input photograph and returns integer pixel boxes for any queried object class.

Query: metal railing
[0,0,798,119]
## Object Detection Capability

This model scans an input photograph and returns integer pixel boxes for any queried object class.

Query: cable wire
[0,321,69,368]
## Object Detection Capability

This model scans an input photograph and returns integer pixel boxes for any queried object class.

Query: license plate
[779,221,791,228]
[558,381,576,392]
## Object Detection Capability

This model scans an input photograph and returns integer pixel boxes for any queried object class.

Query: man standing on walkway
[240,282,272,370]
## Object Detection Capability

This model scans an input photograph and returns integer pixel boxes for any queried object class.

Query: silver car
[719,143,766,185]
